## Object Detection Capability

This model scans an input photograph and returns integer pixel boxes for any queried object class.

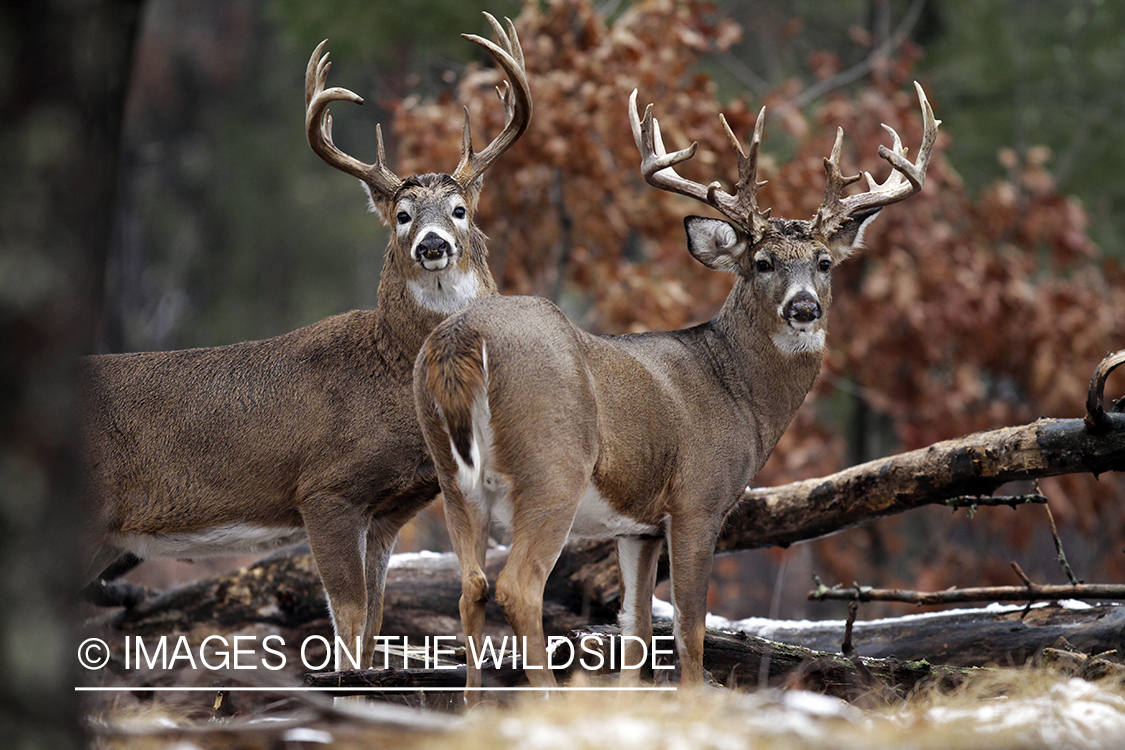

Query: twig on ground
[809,573,1125,607]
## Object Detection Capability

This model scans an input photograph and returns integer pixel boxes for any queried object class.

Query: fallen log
[305,623,975,702]
[719,413,1125,552]
[106,546,329,635]
[102,551,1125,672]
[720,350,1125,552]
[713,602,1125,667]
[105,544,610,640]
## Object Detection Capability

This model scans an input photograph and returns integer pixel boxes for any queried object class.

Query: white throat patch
[772,326,826,355]
[408,267,482,314]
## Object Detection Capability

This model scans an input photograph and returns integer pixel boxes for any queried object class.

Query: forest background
[101,0,1125,623]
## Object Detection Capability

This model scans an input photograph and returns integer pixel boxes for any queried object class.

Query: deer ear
[363,182,395,226]
[684,216,749,272]
[824,207,881,262]
[461,176,484,214]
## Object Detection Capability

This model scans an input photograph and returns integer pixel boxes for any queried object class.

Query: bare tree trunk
[0,2,142,747]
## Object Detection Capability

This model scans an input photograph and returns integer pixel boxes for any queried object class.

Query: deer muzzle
[415,231,454,270]
[784,290,822,325]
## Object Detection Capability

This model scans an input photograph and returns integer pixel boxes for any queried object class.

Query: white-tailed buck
[415,83,937,695]
[82,14,530,669]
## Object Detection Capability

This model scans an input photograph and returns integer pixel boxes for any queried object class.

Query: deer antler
[453,13,533,188]
[811,81,940,237]
[629,90,771,242]
[305,40,403,201]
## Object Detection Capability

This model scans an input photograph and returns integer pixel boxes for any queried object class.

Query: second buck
[82,15,529,670]
[416,83,937,694]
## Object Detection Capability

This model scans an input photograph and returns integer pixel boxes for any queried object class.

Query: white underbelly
[464,473,661,541]
[116,522,308,559]
[568,483,662,539]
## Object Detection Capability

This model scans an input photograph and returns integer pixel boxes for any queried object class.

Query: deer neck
[711,278,825,447]
[372,272,448,377]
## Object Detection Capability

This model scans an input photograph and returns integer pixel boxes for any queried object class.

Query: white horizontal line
[75,686,676,693]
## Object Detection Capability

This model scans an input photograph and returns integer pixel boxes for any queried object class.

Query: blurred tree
[272,0,519,65]
[106,0,383,352]
[920,0,1125,259]
[714,0,1125,260]
[0,0,142,746]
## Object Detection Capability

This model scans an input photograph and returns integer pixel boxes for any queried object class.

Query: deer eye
[396,211,410,225]
[818,258,832,273]
[452,206,466,220]
[755,258,773,273]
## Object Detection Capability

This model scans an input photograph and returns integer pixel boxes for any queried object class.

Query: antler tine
[629,90,770,240]
[813,128,864,230]
[305,40,402,199]
[453,13,533,188]
[812,81,940,236]
[719,108,771,234]
[629,90,702,197]
[486,11,524,73]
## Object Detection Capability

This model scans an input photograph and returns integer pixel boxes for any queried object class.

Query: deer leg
[494,504,576,690]
[300,497,368,671]
[666,516,721,687]
[442,485,492,704]
[360,519,398,668]
[616,535,663,685]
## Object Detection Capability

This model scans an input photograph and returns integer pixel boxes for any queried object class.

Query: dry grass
[85,666,1125,750]
[428,669,1125,750]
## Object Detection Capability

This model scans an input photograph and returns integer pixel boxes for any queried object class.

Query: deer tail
[418,321,488,469]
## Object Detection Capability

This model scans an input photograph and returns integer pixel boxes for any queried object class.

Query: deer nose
[417,232,450,261]
[785,291,821,324]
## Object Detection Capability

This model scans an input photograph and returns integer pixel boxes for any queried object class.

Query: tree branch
[718,413,1125,553]
[809,577,1125,606]
[791,0,927,110]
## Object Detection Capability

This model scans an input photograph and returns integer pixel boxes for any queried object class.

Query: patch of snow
[387,550,449,567]
[652,596,674,621]
[502,715,663,750]
[781,689,863,721]
[660,598,1114,635]
[497,689,864,750]
[910,678,1125,750]
[281,727,334,744]
[1058,599,1095,609]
